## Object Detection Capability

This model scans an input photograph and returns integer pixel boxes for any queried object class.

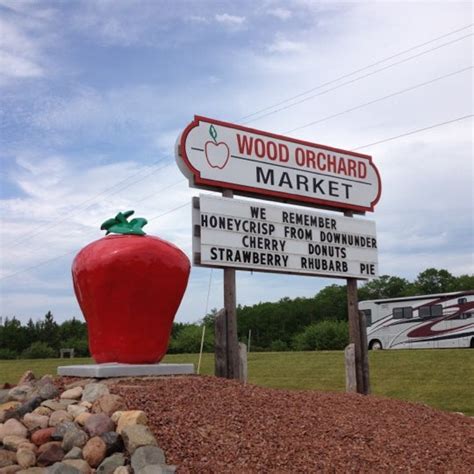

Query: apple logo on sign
[205,124,230,169]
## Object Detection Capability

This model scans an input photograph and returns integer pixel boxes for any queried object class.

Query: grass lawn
[1,349,472,415]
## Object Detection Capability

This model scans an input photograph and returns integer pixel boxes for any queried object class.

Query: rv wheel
[470,338,474,348]
[369,340,382,350]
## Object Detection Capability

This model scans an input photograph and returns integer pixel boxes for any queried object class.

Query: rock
[116,411,147,434]
[51,421,77,441]
[46,462,81,474]
[0,449,17,467]
[7,386,36,403]
[31,428,55,447]
[100,432,123,456]
[16,443,35,454]
[36,444,64,467]
[41,401,69,412]
[0,465,22,473]
[17,372,35,386]
[84,414,115,437]
[96,453,125,474]
[16,448,35,469]
[67,405,87,419]
[64,380,95,391]
[37,384,58,402]
[110,412,122,424]
[62,459,92,473]
[134,466,176,474]
[31,407,51,417]
[82,436,107,468]
[22,414,49,431]
[61,429,88,452]
[112,467,130,474]
[121,425,157,455]
[3,436,30,451]
[74,413,91,427]
[15,467,47,474]
[92,395,125,417]
[131,446,166,472]
[81,384,109,404]
[78,402,92,410]
[37,442,61,456]
[61,388,83,401]
[63,447,83,460]
[0,402,21,413]
[0,390,11,404]
[0,419,28,442]
[6,398,43,421]
[48,411,72,427]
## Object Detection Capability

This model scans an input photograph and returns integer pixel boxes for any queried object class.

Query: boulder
[36,444,64,467]
[16,448,36,469]
[67,405,88,419]
[22,414,48,431]
[63,447,83,460]
[61,429,88,452]
[17,372,35,386]
[60,388,83,401]
[7,386,37,403]
[0,449,17,468]
[46,462,82,474]
[81,384,109,404]
[51,421,77,441]
[96,453,125,474]
[84,414,115,437]
[92,395,125,417]
[31,428,55,447]
[116,411,147,434]
[74,413,91,427]
[62,459,93,473]
[131,446,166,472]
[0,419,28,442]
[82,436,107,468]
[48,411,73,427]
[100,432,123,456]
[121,425,157,455]
[3,436,30,452]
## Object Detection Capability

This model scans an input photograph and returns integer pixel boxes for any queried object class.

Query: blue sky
[0,0,472,324]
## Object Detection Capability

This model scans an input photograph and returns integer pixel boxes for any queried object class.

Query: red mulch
[96,375,474,473]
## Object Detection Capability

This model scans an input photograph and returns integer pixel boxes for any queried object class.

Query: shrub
[22,341,56,359]
[168,324,214,354]
[0,348,17,359]
[292,320,349,351]
[270,339,288,351]
[62,338,90,357]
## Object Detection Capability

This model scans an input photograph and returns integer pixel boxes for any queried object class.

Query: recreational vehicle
[359,291,474,350]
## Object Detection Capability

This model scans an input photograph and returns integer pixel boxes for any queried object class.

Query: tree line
[1,268,472,358]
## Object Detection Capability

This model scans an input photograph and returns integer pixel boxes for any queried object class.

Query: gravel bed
[104,375,474,472]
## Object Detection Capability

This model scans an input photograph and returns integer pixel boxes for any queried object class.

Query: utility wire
[284,66,473,134]
[242,33,473,125]
[352,114,473,151]
[238,23,473,122]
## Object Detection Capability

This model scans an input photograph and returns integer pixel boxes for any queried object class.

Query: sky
[0,0,473,325]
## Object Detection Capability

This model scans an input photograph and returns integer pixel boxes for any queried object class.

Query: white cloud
[267,38,307,54]
[215,13,246,28]
[268,8,292,20]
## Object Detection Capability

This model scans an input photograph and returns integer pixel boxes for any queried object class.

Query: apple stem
[209,124,218,144]
[100,211,148,236]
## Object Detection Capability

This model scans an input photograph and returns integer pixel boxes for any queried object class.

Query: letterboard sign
[177,116,381,213]
[193,194,378,280]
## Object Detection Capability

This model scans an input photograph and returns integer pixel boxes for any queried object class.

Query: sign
[177,116,381,213]
[193,194,378,280]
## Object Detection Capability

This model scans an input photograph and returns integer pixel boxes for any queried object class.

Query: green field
[1,349,473,415]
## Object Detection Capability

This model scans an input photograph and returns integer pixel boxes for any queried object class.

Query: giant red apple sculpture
[72,211,190,364]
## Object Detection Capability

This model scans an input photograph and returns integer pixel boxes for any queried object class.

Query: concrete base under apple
[57,363,195,378]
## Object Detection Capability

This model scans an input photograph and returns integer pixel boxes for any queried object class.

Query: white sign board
[193,194,378,280]
[178,116,382,213]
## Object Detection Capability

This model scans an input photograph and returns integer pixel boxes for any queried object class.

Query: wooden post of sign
[344,210,367,394]
[359,311,371,394]
[222,189,241,380]
[214,308,227,377]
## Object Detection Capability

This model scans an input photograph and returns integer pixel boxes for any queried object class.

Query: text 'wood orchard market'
[177,116,382,213]
[193,194,378,280]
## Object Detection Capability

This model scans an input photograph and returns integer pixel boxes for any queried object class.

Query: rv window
[458,297,467,305]
[420,305,443,318]
[361,309,372,326]
[393,307,412,319]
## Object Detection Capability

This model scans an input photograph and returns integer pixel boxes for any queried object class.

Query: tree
[359,275,412,300]
[452,274,474,291]
[414,268,455,294]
